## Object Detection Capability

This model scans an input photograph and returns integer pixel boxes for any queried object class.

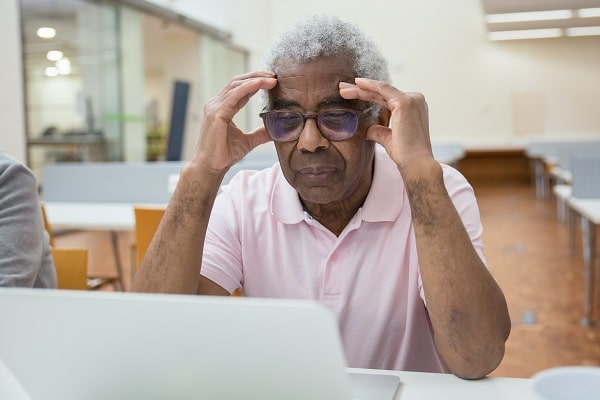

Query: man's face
[269,56,376,206]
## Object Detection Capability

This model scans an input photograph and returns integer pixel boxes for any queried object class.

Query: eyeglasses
[259,106,376,142]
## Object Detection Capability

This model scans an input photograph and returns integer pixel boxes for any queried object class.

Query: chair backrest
[132,206,242,296]
[40,203,55,247]
[133,206,166,267]
[571,157,600,198]
[52,248,88,290]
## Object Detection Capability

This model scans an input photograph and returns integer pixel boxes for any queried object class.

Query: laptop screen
[1,289,360,400]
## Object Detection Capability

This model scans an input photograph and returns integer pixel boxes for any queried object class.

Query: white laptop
[0,288,400,400]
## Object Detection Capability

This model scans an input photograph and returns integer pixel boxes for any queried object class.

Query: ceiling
[20,0,600,48]
[481,0,600,37]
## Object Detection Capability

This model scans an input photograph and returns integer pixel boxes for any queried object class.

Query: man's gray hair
[262,14,389,82]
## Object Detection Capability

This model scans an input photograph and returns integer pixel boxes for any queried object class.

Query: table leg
[110,231,125,291]
[556,195,567,223]
[533,159,546,199]
[568,207,577,256]
[580,217,596,327]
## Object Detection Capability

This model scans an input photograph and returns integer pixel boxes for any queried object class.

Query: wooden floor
[53,181,600,378]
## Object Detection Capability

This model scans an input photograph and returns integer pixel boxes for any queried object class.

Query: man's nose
[296,118,329,152]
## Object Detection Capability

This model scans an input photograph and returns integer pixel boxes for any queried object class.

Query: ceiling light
[37,27,56,39]
[45,67,58,77]
[566,26,600,36]
[486,10,573,24]
[56,58,72,75]
[577,8,600,18]
[46,50,63,61]
[488,28,563,41]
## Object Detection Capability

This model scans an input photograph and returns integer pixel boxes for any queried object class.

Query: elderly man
[132,15,510,379]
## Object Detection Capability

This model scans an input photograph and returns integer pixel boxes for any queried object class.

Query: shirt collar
[361,145,405,222]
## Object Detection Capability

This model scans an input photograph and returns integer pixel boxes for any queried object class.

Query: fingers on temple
[230,76,276,96]
[231,71,276,82]
[348,78,427,112]
[217,76,277,113]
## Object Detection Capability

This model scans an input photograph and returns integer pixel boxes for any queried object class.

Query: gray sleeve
[0,154,57,288]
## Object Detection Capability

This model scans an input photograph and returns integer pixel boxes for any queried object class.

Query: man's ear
[377,106,391,127]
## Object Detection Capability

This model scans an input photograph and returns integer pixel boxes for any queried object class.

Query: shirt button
[330,254,337,261]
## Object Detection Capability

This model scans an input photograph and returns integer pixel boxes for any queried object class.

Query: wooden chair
[52,248,88,290]
[40,203,55,247]
[132,206,242,296]
[133,206,166,269]
[41,203,121,291]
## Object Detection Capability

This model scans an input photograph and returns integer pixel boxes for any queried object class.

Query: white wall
[150,0,600,149]
[0,0,26,161]
[7,0,600,161]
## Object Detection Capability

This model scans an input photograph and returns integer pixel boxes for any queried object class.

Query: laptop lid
[0,289,399,400]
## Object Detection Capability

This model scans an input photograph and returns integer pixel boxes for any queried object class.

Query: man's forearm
[404,161,510,379]
[130,164,223,294]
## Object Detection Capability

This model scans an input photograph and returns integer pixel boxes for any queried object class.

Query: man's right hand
[131,71,276,295]
[189,71,278,177]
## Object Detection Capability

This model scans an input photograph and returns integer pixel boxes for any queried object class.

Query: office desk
[44,202,164,291]
[28,135,107,163]
[526,140,600,199]
[348,368,532,399]
[565,196,600,326]
[44,202,139,231]
[0,360,532,400]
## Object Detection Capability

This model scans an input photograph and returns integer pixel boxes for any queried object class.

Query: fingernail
[339,82,353,88]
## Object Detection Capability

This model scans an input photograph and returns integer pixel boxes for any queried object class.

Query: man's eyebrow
[319,96,354,108]
[272,99,300,109]
[271,96,356,110]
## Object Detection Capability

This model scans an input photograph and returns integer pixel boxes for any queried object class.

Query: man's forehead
[268,57,356,108]
[274,54,353,76]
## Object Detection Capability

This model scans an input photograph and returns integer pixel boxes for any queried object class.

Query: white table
[566,195,600,326]
[347,368,532,399]
[554,186,600,326]
[525,139,600,199]
[44,202,138,231]
[43,202,164,291]
[0,359,533,400]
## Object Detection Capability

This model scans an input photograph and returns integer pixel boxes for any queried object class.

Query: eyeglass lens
[261,109,360,142]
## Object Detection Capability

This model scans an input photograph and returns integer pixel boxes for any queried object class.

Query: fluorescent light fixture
[486,10,573,24]
[577,8,600,18]
[45,67,58,77]
[488,28,562,41]
[37,27,56,39]
[46,50,63,61]
[566,26,600,36]
[56,58,71,75]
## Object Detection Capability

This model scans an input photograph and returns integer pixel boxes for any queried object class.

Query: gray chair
[571,157,600,198]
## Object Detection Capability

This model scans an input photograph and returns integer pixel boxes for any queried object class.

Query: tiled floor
[474,183,600,378]
[53,181,600,378]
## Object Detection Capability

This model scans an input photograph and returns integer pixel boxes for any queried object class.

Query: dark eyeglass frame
[259,105,377,142]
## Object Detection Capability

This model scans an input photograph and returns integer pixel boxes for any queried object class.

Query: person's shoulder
[0,153,39,209]
[0,152,34,181]
[0,151,20,169]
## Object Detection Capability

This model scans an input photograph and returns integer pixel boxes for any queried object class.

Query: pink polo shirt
[202,146,485,373]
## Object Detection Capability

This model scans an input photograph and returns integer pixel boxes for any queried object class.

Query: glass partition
[20,0,248,172]
[20,0,122,176]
